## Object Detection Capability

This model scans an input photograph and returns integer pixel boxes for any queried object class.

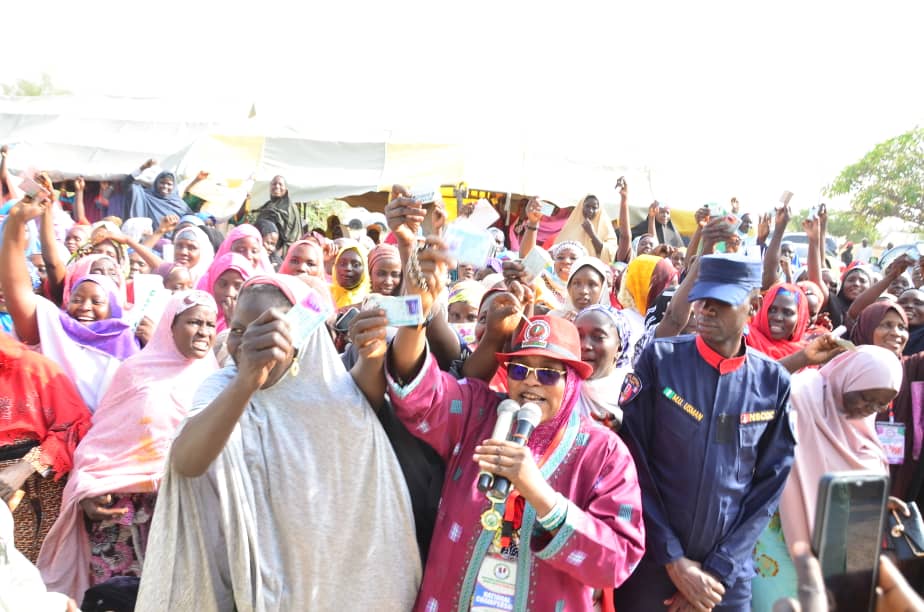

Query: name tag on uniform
[740,410,775,425]
[662,387,703,422]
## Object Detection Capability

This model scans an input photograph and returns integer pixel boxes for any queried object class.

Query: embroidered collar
[696,335,747,375]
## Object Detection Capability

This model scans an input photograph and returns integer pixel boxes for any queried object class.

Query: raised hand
[195,170,209,182]
[140,158,157,171]
[774,205,791,232]
[648,201,660,218]
[348,308,390,361]
[757,212,772,244]
[234,307,294,390]
[694,206,711,226]
[616,176,628,200]
[385,195,426,247]
[525,197,543,224]
[157,214,180,235]
[405,237,454,317]
[884,254,915,279]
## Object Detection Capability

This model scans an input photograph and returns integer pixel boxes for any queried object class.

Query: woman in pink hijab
[751,345,904,607]
[209,224,275,276]
[37,290,220,601]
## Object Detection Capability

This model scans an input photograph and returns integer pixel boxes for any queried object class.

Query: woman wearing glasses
[375,239,645,611]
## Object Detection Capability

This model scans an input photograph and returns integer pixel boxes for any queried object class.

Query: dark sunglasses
[505,361,566,385]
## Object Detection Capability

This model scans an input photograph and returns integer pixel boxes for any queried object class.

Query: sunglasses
[505,361,566,385]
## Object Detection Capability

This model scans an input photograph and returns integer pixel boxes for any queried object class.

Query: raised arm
[348,309,390,411]
[802,215,826,305]
[96,227,163,271]
[656,257,701,339]
[846,254,915,321]
[683,206,710,269]
[517,197,542,258]
[0,145,15,199]
[388,238,453,383]
[761,205,790,291]
[615,179,632,263]
[815,204,831,306]
[0,198,49,345]
[72,176,89,224]
[181,170,208,197]
[142,214,179,249]
[461,290,525,382]
[646,201,657,237]
[39,199,68,302]
[171,307,292,477]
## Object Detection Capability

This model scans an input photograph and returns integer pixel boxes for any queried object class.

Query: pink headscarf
[779,345,904,547]
[213,224,274,276]
[279,239,326,279]
[62,253,126,308]
[197,253,253,332]
[242,273,328,313]
[37,290,220,599]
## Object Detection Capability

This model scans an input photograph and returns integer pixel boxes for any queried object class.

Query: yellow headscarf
[330,240,369,309]
[553,194,620,263]
[618,254,661,314]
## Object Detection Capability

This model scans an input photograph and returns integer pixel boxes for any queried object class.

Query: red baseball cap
[496,315,594,380]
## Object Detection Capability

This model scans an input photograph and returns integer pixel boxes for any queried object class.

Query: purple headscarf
[57,274,140,360]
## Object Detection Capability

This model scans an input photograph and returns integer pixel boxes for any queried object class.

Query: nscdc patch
[619,373,643,405]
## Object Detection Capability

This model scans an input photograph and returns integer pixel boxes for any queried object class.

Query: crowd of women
[0,152,922,612]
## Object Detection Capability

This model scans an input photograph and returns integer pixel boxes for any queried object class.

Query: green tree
[826,127,924,229]
[1,73,68,96]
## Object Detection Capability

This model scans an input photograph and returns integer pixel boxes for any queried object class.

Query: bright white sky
[3,0,923,215]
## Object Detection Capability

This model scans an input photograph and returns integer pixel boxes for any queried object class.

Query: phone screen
[815,475,887,612]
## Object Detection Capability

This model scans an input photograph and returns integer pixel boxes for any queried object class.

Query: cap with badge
[495,315,593,379]
[687,254,762,306]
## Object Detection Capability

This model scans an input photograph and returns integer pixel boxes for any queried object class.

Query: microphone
[477,399,520,493]
[487,402,542,503]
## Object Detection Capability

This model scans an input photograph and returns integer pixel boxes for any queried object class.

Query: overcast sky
[3,0,922,214]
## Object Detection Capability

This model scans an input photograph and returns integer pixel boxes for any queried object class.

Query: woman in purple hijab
[1,199,139,411]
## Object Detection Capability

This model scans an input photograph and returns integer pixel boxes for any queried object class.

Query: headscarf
[849,301,908,347]
[448,280,486,309]
[827,266,874,328]
[199,253,253,333]
[368,243,401,277]
[62,253,126,308]
[330,240,369,309]
[780,345,903,547]
[37,290,219,600]
[746,283,811,360]
[120,217,153,243]
[577,304,632,371]
[154,261,183,281]
[173,225,215,285]
[56,275,139,360]
[617,254,661,315]
[210,224,274,277]
[279,239,326,278]
[256,177,303,254]
[553,195,619,263]
[647,257,679,311]
[556,256,610,315]
[126,171,190,228]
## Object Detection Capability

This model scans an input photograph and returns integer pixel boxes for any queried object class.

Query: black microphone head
[496,398,519,417]
[516,402,542,427]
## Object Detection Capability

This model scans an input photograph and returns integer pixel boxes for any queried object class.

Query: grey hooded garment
[135,320,421,612]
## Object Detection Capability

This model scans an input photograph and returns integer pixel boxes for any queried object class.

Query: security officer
[614,254,796,611]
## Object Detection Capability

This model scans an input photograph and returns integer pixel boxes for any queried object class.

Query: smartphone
[812,471,889,612]
[334,307,360,334]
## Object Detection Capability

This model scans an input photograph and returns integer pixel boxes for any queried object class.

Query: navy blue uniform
[614,335,796,611]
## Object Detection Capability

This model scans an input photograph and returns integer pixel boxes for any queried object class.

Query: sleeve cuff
[703,551,736,587]
[533,499,580,560]
[386,347,431,400]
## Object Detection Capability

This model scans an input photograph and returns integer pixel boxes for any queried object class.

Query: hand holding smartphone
[812,471,889,612]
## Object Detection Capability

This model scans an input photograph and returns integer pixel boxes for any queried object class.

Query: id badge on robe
[876,422,906,465]
[471,549,518,611]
